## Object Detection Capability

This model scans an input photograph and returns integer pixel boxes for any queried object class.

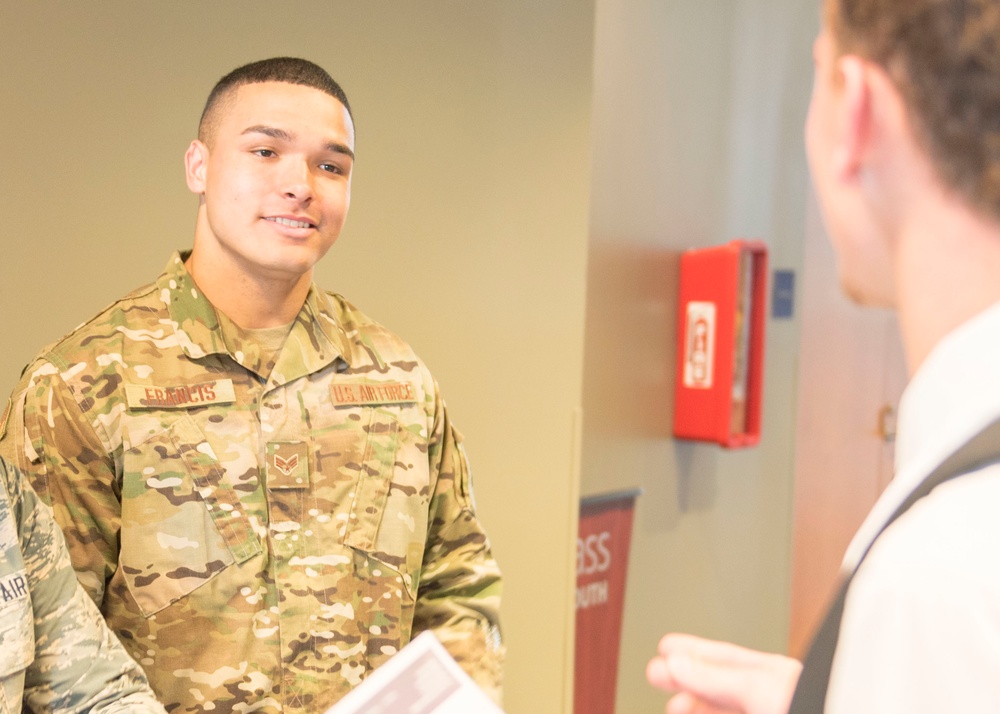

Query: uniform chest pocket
[0,574,33,712]
[341,409,401,553]
[309,405,430,581]
[121,415,262,617]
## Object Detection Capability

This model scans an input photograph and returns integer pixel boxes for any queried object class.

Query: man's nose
[280,160,314,202]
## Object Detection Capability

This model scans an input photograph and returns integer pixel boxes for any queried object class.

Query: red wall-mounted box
[673,239,768,448]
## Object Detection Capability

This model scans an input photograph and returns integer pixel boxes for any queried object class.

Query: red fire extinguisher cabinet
[673,239,768,448]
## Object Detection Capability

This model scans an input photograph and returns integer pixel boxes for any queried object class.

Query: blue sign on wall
[771,270,795,319]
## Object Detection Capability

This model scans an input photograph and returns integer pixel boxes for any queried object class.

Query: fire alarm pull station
[673,239,767,448]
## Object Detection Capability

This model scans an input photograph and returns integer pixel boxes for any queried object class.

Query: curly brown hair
[827,0,1000,219]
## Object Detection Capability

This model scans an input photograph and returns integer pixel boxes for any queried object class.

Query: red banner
[574,490,641,714]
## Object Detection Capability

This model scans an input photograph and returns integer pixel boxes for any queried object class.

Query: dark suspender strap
[788,412,1000,712]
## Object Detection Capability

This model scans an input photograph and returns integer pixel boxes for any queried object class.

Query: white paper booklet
[324,631,505,714]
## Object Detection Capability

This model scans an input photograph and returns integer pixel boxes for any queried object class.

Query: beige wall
[3,1,831,712]
[581,0,819,711]
[0,3,595,713]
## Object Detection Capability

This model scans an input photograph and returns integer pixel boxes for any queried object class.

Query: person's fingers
[666,652,757,710]
[647,656,675,690]
[666,692,739,714]
[666,692,700,714]
[659,633,769,668]
[653,633,802,714]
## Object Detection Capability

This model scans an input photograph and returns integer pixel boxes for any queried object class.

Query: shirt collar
[895,299,1000,482]
[845,299,1000,565]
[158,251,356,379]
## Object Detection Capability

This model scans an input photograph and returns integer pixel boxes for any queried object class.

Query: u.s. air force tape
[124,380,237,409]
[331,381,416,406]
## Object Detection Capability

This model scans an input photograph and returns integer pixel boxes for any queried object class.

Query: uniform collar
[158,251,356,381]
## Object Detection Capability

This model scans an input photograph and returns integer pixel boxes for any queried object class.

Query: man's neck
[184,247,311,329]
[894,201,1000,376]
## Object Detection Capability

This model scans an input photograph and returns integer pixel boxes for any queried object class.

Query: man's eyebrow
[325,141,355,161]
[242,125,293,142]
[241,124,354,161]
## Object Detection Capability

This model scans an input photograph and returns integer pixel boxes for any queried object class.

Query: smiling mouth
[265,216,315,229]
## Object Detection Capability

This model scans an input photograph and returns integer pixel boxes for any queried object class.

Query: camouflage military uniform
[0,252,503,713]
[0,456,165,713]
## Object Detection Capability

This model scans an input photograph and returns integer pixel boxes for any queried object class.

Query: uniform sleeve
[1,458,165,713]
[0,361,120,606]
[413,388,505,705]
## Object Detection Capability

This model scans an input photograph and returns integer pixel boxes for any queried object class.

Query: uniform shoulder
[322,290,423,357]
[0,457,28,529]
[27,280,161,369]
[322,291,389,330]
[0,456,16,504]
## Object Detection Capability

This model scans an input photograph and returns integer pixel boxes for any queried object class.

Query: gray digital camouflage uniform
[0,456,165,713]
[0,252,504,713]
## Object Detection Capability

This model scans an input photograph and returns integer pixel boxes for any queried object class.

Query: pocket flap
[121,416,262,616]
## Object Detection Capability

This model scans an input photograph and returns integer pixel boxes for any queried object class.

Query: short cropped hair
[198,57,352,144]
[827,0,1000,220]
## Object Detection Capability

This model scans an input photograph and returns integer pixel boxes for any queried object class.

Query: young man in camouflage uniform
[0,456,165,713]
[0,57,503,713]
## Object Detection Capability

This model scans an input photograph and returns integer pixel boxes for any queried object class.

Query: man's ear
[184,140,209,194]
[833,55,873,182]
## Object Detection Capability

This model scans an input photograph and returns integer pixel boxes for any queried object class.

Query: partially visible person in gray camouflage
[0,455,165,713]
[0,57,503,713]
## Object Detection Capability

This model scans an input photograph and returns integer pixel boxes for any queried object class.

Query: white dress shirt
[827,300,1000,712]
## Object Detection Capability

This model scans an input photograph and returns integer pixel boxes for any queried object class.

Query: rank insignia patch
[266,441,309,490]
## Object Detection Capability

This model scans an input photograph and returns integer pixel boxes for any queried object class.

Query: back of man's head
[827,0,1000,220]
[198,57,352,145]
